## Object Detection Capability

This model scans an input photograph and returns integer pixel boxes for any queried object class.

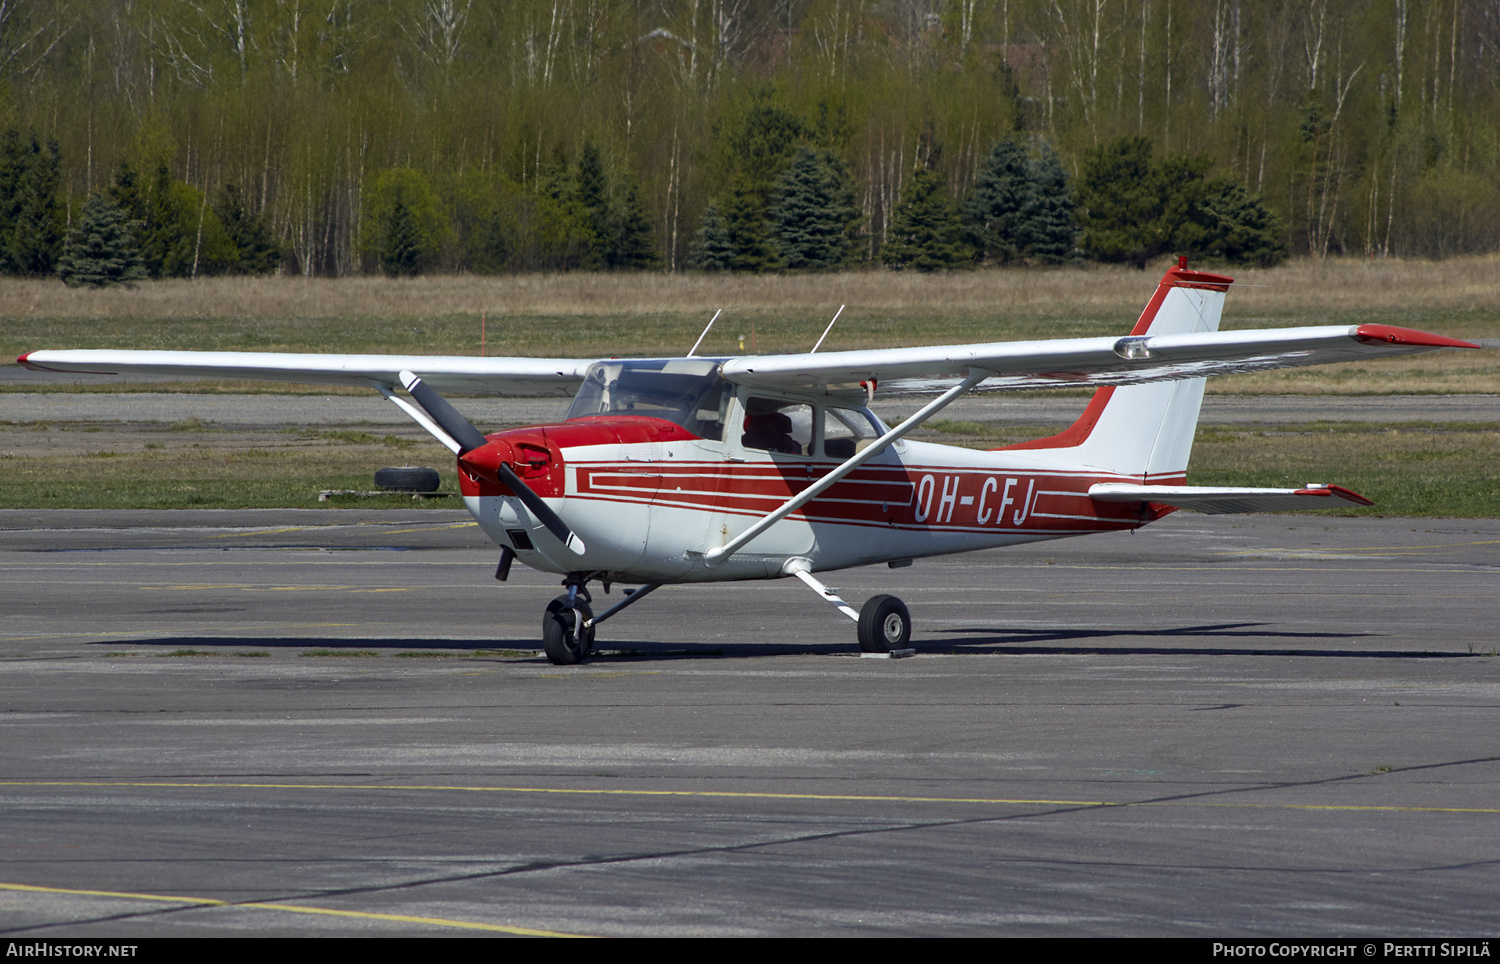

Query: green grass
[300,649,379,657]
[0,446,460,509]
[1182,421,1499,517]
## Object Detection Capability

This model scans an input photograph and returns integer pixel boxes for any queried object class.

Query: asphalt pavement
[1,510,1496,937]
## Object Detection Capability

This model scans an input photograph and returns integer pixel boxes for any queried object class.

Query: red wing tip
[1295,484,1374,506]
[16,351,58,371]
[1354,325,1479,350]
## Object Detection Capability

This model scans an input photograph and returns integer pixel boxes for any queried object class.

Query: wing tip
[1297,483,1374,506]
[1354,324,1479,350]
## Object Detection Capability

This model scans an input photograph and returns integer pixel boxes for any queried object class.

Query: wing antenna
[810,305,845,353]
[687,309,723,357]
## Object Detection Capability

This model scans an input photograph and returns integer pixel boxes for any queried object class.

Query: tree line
[3,0,1496,282]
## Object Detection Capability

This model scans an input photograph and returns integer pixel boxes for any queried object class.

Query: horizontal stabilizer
[1089,482,1373,514]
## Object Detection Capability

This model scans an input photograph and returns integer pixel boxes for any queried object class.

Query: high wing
[16,349,595,397]
[21,323,1474,401]
[720,324,1479,400]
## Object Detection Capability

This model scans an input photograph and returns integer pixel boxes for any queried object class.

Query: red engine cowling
[456,417,701,499]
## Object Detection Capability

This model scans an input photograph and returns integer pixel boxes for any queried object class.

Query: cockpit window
[741,397,814,456]
[567,359,728,441]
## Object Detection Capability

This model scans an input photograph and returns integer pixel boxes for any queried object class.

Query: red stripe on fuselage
[570,460,1162,534]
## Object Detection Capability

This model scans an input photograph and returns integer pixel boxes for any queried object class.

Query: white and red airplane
[19,260,1479,663]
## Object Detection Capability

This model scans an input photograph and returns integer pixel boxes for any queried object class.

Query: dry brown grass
[6,254,1498,323]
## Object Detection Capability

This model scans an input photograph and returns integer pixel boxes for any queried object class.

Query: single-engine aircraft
[19,260,1479,663]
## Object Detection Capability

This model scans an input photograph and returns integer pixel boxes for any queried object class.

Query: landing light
[1114,336,1153,360]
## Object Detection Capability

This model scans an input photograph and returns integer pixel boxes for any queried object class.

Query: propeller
[399,371,585,555]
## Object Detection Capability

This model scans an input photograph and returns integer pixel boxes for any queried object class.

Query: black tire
[542,594,595,665]
[857,594,911,653]
[374,466,441,492]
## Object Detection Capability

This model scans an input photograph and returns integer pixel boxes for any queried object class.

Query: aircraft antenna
[810,305,845,353]
[687,309,723,357]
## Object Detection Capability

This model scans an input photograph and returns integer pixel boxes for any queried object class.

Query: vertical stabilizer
[1000,261,1232,481]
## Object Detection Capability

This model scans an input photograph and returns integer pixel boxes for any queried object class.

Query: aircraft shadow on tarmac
[935,621,1470,659]
[88,623,1474,661]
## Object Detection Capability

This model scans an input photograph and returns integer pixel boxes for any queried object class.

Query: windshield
[566,359,729,441]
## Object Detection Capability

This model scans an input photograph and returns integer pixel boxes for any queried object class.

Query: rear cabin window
[741,398,814,456]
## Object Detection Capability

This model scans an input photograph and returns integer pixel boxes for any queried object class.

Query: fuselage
[460,407,1171,585]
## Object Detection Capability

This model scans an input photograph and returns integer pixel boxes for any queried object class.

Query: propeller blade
[400,371,585,556]
[399,370,489,453]
[497,464,586,555]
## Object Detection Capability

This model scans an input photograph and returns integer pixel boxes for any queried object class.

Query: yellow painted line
[1268,539,1500,554]
[1,623,358,641]
[212,522,477,539]
[212,526,325,538]
[374,523,480,535]
[0,882,592,937]
[142,585,357,592]
[1029,564,1481,574]
[1,779,1496,815]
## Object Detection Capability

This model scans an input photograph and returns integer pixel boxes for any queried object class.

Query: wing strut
[703,368,990,568]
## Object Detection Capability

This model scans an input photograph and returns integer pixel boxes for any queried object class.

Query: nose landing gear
[539,575,663,665]
[542,592,595,665]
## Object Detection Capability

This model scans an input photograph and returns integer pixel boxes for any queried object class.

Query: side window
[741,397,813,456]
[822,407,880,459]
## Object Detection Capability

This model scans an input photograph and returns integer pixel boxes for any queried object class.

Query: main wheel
[542,594,595,665]
[857,594,911,653]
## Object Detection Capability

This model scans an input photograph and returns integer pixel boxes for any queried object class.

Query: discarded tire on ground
[373,466,441,493]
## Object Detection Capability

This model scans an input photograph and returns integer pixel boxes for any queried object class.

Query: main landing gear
[534,566,912,665]
[784,558,915,657]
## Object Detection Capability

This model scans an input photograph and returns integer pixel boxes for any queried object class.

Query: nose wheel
[542,594,595,665]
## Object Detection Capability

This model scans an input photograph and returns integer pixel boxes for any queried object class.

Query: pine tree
[214,183,281,275]
[691,203,733,271]
[108,162,197,278]
[575,141,611,269]
[881,167,973,271]
[57,193,146,288]
[769,146,858,271]
[1076,136,1169,268]
[607,179,658,270]
[0,131,62,276]
[723,179,780,272]
[965,137,1032,265]
[1191,176,1288,267]
[1018,143,1078,264]
[381,193,422,276]
[1078,136,1285,268]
